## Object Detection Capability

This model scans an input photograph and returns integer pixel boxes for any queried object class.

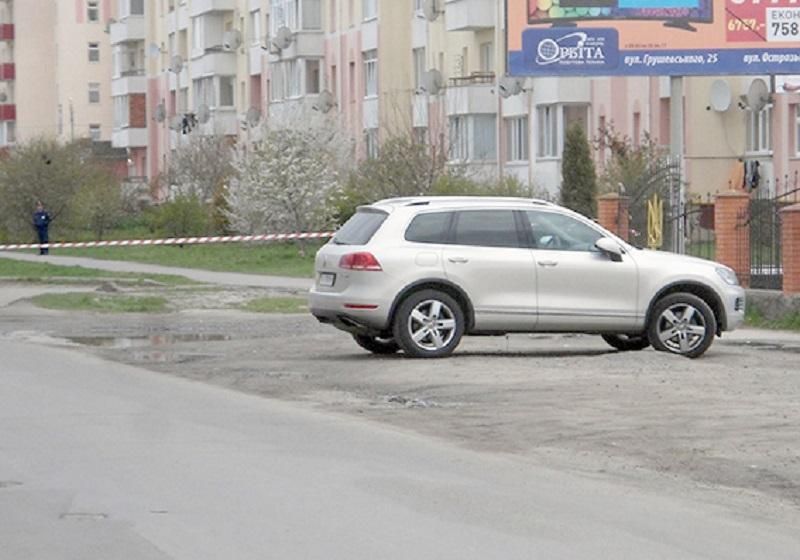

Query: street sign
[507,0,800,76]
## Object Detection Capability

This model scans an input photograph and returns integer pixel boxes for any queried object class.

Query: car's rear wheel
[393,289,464,358]
[647,293,717,358]
[601,334,650,352]
[352,334,399,355]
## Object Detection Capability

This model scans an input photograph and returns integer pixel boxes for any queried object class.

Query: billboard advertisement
[507,0,800,76]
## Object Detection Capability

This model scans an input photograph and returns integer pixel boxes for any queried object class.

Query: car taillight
[339,252,383,271]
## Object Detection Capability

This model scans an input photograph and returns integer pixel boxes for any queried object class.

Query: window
[192,16,203,52]
[271,0,321,32]
[796,105,800,156]
[89,124,101,141]
[363,0,377,20]
[88,82,101,104]
[305,59,320,94]
[454,210,521,249]
[537,105,558,158]
[746,105,773,154]
[365,128,378,159]
[414,126,427,145]
[363,50,378,97]
[405,212,453,244]
[333,210,388,245]
[286,60,301,97]
[219,76,234,106]
[449,115,496,162]
[193,76,216,107]
[479,42,494,73]
[414,0,424,14]
[0,122,15,146]
[412,48,425,91]
[537,104,588,159]
[250,10,261,44]
[119,0,144,17]
[114,95,130,128]
[506,117,528,162]
[87,0,99,22]
[526,211,603,252]
[88,42,100,62]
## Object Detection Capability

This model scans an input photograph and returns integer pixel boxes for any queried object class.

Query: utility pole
[69,98,75,142]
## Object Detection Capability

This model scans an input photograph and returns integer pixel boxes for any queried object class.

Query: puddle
[65,333,231,349]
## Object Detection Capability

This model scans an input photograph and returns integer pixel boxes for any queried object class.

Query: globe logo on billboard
[535,31,611,66]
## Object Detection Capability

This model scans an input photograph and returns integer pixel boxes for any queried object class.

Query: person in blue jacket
[32,201,51,255]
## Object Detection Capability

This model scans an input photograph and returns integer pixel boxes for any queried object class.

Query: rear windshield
[333,210,388,245]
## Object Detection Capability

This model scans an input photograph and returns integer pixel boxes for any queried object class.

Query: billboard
[507,0,800,76]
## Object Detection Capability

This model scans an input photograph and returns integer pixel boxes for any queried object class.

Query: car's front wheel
[601,334,650,352]
[352,334,399,355]
[647,293,717,358]
[393,289,465,358]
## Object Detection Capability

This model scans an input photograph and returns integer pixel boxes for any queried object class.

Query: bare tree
[167,134,235,201]
[0,138,116,240]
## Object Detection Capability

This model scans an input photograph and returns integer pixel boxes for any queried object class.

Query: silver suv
[309,197,745,359]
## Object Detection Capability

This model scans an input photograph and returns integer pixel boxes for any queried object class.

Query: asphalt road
[2,339,800,559]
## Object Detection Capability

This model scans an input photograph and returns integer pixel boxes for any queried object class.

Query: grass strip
[55,242,320,278]
[241,296,308,314]
[30,293,169,313]
[0,258,195,286]
[745,307,800,331]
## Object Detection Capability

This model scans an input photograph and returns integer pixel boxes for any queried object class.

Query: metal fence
[739,173,800,290]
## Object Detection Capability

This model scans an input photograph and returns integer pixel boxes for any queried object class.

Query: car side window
[526,210,603,252]
[405,212,453,244]
[453,210,522,248]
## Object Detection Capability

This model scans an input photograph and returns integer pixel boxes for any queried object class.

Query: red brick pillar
[597,193,629,242]
[715,191,750,288]
[780,204,800,295]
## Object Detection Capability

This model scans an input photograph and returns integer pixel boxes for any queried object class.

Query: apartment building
[1,0,117,148]
[118,0,799,199]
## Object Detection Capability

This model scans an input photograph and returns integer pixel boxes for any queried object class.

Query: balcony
[267,94,320,121]
[110,17,145,45]
[112,128,148,148]
[270,31,323,61]
[0,63,13,80]
[189,49,237,79]
[0,24,13,41]
[189,0,235,17]
[446,72,496,115]
[197,107,238,136]
[0,103,15,121]
[167,3,189,33]
[112,71,147,96]
[444,0,495,32]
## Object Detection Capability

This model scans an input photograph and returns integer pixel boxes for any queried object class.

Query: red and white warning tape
[0,231,335,251]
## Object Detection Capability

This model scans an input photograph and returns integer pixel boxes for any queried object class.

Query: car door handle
[538,260,558,267]
[448,257,469,264]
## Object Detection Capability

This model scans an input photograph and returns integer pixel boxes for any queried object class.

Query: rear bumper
[308,289,391,335]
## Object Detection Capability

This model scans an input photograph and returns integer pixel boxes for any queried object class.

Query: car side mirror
[595,237,623,262]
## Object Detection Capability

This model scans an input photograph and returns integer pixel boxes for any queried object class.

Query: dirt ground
[2,281,800,526]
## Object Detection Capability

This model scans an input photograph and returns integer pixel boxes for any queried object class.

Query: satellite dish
[746,78,770,112]
[170,55,183,74]
[148,42,162,59]
[223,29,242,51]
[422,69,444,95]
[245,106,261,126]
[196,104,211,124]
[422,0,441,22]
[313,90,336,114]
[169,115,182,131]
[709,80,731,112]
[154,103,167,122]
[498,76,523,98]
[271,27,293,51]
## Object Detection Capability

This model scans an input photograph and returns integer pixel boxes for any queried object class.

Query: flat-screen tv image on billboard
[527,0,713,26]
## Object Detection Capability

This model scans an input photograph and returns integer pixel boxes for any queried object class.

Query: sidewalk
[0,251,313,291]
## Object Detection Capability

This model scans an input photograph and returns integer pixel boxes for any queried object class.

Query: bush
[148,194,211,238]
[561,123,597,218]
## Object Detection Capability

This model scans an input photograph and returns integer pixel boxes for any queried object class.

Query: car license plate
[318,272,336,288]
